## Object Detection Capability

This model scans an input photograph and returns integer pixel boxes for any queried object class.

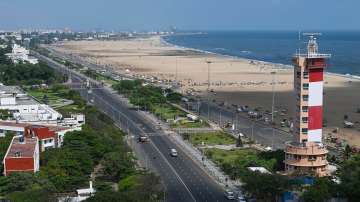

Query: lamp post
[270,71,276,149]
[271,71,276,123]
[206,61,212,120]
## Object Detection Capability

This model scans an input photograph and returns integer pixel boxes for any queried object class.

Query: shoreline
[161,35,293,70]
[161,34,360,80]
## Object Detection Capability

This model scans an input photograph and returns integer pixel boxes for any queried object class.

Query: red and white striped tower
[284,34,331,177]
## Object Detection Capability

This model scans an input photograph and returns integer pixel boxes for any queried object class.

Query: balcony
[285,142,328,156]
[284,158,328,167]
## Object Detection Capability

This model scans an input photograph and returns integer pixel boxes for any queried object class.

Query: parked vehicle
[224,190,235,200]
[138,135,149,142]
[170,148,178,157]
[237,196,246,202]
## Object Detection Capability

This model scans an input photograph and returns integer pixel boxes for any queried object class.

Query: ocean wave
[240,50,252,54]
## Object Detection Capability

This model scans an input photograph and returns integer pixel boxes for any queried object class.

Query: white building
[5,44,38,64]
[0,121,28,137]
[0,85,62,123]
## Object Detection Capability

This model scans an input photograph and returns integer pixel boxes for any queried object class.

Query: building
[3,136,39,176]
[0,121,29,137]
[284,34,331,177]
[5,44,38,64]
[24,125,81,152]
[0,84,62,123]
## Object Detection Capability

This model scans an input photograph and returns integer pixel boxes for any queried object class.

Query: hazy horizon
[1,0,360,31]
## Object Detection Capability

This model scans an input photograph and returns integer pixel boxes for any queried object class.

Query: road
[197,101,292,150]
[34,51,228,202]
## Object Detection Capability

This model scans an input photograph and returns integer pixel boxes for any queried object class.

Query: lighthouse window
[302,106,308,112]
[302,95,309,101]
[302,117,308,123]
[303,83,309,90]
[303,72,309,79]
[302,128,308,134]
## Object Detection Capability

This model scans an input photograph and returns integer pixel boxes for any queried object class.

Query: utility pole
[271,71,276,123]
[271,71,276,149]
[206,61,212,120]
[175,56,178,83]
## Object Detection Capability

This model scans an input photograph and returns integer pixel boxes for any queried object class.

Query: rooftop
[0,121,30,128]
[6,136,38,158]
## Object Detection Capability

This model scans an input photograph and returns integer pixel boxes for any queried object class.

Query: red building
[25,125,72,152]
[3,136,39,176]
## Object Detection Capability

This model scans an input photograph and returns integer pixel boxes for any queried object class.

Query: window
[302,95,309,101]
[303,83,309,90]
[309,156,316,161]
[302,106,308,112]
[303,72,309,79]
[302,117,308,123]
[302,128,308,134]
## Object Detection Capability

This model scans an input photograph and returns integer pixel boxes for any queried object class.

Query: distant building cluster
[0,84,84,176]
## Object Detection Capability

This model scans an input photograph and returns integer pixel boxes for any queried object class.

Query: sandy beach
[49,36,360,147]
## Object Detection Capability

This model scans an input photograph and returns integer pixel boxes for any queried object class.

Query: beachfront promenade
[34,51,230,202]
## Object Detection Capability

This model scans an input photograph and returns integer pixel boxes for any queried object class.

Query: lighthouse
[284,34,331,176]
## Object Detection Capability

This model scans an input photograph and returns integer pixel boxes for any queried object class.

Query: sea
[163,31,360,76]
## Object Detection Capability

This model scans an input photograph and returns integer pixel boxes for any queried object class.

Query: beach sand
[49,36,360,147]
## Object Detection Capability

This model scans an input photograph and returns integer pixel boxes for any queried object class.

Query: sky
[0,0,359,31]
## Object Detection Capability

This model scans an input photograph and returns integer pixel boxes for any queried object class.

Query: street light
[270,71,276,123]
[206,60,212,120]
[270,71,276,149]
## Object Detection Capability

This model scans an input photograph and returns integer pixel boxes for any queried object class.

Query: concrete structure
[25,124,81,152]
[0,121,29,137]
[3,136,39,176]
[5,44,38,64]
[0,84,62,123]
[284,34,331,177]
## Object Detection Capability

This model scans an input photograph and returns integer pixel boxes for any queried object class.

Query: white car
[170,149,178,157]
[237,196,246,202]
[224,190,235,200]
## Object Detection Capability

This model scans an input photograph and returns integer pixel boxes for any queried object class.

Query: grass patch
[188,131,236,146]
[172,120,209,128]
[27,87,69,106]
[25,85,86,116]
[152,104,185,120]
[204,148,284,179]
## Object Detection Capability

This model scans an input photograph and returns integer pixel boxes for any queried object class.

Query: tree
[242,172,290,202]
[42,94,49,105]
[302,178,334,202]
[101,151,135,181]
[236,135,243,147]
[0,109,11,120]
[343,144,352,160]
[339,154,360,201]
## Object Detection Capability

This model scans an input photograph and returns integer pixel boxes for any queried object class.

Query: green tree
[302,178,334,202]
[339,154,360,201]
[242,172,290,202]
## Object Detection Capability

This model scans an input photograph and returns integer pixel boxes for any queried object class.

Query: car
[170,149,178,157]
[237,196,246,202]
[224,190,235,200]
[138,135,149,143]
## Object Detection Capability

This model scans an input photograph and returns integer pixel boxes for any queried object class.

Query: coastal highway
[34,51,228,202]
